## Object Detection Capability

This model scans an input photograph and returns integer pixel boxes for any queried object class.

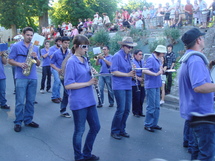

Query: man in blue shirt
[40,41,51,94]
[51,36,71,118]
[110,37,136,140]
[9,27,40,132]
[0,50,10,109]
[49,37,62,103]
[95,46,114,108]
[179,28,215,160]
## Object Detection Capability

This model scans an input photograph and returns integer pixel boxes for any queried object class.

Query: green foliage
[164,28,180,44]
[128,27,144,42]
[149,38,166,53]
[90,29,110,46]
[121,0,152,13]
[109,33,122,54]
[88,51,100,72]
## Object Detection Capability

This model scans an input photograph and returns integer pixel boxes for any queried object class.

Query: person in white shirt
[135,17,144,29]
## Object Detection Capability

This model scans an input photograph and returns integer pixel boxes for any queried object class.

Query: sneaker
[1,105,10,109]
[61,113,71,118]
[160,100,165,105]
[109,104,114,107]
[40,89,45,94]
[14,124,22,132]
[111,133,122,140]
[46,90,52,93]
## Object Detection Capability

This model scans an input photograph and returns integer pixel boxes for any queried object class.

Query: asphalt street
[0,65,191,161]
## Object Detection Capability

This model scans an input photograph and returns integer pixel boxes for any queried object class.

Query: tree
[0,0,26,36]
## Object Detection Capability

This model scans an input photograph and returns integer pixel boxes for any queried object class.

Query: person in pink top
[71,26,79,40]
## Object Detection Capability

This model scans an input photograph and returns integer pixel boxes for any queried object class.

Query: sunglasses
[124,45,133,49]
[138,54,143,55]
[102,49,107,50]
[79,45,88,49]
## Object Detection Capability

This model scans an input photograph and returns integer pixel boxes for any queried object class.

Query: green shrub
[164,28,180,44]
[128,27,143,42]
[90,29,110,46]
[109,33,122,54]
[149,38,166,53]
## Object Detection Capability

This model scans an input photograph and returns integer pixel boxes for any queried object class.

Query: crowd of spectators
[40,0,215,39]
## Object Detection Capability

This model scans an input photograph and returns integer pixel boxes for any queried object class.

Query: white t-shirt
[135,19,143,29]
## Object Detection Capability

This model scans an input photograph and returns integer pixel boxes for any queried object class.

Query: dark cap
[181,28,205,46]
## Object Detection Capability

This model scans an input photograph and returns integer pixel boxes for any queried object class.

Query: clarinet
[129,53,140,92]
[85,51,103,105]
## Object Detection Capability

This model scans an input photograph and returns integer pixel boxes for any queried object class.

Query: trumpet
[94,53,104,60]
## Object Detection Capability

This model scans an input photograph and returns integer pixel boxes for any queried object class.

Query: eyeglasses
[102,49,107,50]
[124,45,133,49]
[138,54,143,55]
[79,45,88,49]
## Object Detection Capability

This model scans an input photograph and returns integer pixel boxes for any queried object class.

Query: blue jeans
[192,124,215,161]
[144,88,160,128]
[51,69,61,99]
[183,120,194,152]
[72,105,100,160]
[60,79,68,114]
[111,90,132,134]
[99,76,114,105]
[14,79,37,125]
[0,79,7,106]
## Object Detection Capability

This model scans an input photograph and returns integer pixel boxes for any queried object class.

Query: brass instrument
[2,52,8,59]
[22,43,37,76]
[130,53,140,92]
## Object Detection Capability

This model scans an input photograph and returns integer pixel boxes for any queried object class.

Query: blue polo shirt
[179,50,214,120]
[41,48,51,67]
[0,57,6,79]
[99,55,112,73]
[9,40,39,79]
[51,48,69,69]
[64,55,96,110]
[49,45,59,57]
[132,58,144,86]
[111,49,132,90]
[144,54,162,89]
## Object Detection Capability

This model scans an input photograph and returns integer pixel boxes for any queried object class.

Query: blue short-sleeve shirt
[49,45,59,57]
[9,40,39,79]
[64,55,96,110]
[132,58,144,86]
[144,54,162,89]
[179,50,214,120]
[41,48,51,66]
[111,49,132,90]
[99,55,112,73]
[51,48,69,69]
[0,57,6,79]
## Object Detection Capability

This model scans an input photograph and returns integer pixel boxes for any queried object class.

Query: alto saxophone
[22,43,37,76]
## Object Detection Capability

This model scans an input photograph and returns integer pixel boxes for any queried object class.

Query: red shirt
[185,4,193,14]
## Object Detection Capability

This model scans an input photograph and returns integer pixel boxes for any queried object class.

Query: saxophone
[22,43,37,76]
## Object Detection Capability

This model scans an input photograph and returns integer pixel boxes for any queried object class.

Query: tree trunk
[39,11,49,33]
[11,24,17,37]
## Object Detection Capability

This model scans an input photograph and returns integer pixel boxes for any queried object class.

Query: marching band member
[0,49,10,110]
[95,46,114,108]
[143,45,165,132]
[110,37,136,140]
[9,27,40,132]
[64,34,100,161]
[40,41,52,94]
[132,49,145,118]
[50,36,71,118]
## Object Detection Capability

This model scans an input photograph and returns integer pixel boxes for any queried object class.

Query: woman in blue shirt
[64,35,100,161]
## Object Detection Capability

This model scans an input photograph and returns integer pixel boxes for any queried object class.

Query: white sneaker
[47,90,52,93]
[160,100,165,105]
[40,90,45,94]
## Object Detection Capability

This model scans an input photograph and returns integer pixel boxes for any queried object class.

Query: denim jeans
[99,76,114,105]
[14,79,37,125]
[40,66,51,91]
[183,120,194,152]
[192,124,215,161]
[111,90,132,134]
[132,85,145,115]
[0,79,7,106]
[144,88,160,128]
[72,105,100,161]
[60,79,68,114]
[51,69,61,99]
